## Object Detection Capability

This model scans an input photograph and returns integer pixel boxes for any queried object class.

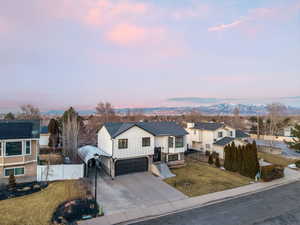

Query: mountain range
[42,104,300,116]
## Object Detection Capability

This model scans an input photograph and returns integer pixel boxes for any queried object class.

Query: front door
[153,147,161,162]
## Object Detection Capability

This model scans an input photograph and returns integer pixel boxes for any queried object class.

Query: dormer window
[218,132,223,138]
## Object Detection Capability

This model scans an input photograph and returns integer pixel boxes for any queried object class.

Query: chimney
[187,123,195,128]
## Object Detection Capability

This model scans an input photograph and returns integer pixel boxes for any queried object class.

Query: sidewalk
[79,168,300,225]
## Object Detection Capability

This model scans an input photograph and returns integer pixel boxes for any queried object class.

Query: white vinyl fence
[37,164,84,181]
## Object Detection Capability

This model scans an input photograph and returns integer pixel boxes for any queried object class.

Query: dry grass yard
[165,161,252,197]
[0,180,87,225]
[258,152,297,167]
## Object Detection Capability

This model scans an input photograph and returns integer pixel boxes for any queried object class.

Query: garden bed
[0,180,88,225]
[52,198,99,224]
[0,181,48,201]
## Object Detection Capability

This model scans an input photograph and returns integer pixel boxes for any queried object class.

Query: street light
[94,153,100,203]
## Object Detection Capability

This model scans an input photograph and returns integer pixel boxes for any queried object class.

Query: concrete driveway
[95,172,187,215]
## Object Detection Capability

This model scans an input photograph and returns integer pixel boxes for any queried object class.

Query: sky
[0,0,299,112]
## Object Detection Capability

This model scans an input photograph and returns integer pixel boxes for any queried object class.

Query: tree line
[224,141,260,179]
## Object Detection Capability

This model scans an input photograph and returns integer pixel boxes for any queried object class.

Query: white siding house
[97,122,188,178]
[186,122,249,159]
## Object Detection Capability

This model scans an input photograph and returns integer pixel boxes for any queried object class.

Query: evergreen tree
[224,145,229,170]
[208,154,214,165]
[4,112,15,120]
[215,156,221,168]
[237,145,243,173]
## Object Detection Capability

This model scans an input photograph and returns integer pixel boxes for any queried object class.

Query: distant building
[186,122,249,159]
[39,126,50,148]
[0,120,40,179]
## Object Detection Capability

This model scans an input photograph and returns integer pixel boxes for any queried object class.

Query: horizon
[0,0,299,112]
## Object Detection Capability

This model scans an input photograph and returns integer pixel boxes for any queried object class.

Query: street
[130,181,300,225]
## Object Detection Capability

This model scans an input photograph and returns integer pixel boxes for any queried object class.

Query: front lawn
[0,180,87,225]
[258,152,297,167]
[165,162,252,197]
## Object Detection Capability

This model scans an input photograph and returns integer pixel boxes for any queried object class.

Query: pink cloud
[208,19,244,32]
[105,23,147,45]
[83,0,149,27]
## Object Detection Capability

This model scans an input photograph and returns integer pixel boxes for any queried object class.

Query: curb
[117,177,300,225]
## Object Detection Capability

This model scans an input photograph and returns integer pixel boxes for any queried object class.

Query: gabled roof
[236,130,250,138]
[193,122,225,131]
[0,120,40,140]
[104,122,188,138]
[213,137,235,146]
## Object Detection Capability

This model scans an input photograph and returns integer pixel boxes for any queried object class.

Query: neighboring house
[186,122,249,159]
[283,125,298,137]
[97,122,188,178]
[0,120,40,179]
[39,126,50,148]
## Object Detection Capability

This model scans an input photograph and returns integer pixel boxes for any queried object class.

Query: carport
[78,145,111,177]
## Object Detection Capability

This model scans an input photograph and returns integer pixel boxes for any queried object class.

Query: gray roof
[236,130,250,138]
[193,122,224,131]
[40,126,49,134]
[214,137,235,146]
[104,122,188,138]
[0,120,40,140]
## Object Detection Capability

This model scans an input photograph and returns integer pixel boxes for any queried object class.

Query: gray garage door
[115,157,148,176]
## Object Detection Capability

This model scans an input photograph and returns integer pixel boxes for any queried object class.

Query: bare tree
[96,102,115,122]
[18,104,41,120]
[62,107,81,161]
[232,106,243,129]
[266,103,287,136]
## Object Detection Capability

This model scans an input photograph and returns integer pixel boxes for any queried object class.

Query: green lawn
[258,152,297,167]
[0,180,87,225]
[165,162,252,197]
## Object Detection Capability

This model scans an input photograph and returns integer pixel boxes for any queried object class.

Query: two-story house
[0,120,40,180]
[97,122,188,178]
[186,122,249,159]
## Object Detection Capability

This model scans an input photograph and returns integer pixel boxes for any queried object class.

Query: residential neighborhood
[1,0,300,224]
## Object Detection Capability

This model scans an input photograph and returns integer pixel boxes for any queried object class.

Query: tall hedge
[224,141,259,179]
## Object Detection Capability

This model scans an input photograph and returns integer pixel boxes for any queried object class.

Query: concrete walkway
[79,168,300,225]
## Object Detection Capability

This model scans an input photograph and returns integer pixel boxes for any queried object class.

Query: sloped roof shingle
[104,122,188,138]
[0,120,40,140]
[213,137,235,146]
[193,122,224,131]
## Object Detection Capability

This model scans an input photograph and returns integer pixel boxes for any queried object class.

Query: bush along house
[186,122,250,159]
[97,122,188,178]
[0,120,40,181]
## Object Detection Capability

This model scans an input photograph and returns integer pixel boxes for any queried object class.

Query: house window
[230,131,233,137]
[206,144,210,149]
[175,137,184,148]
[218,132,223,138]
[194,130,196,135]
[142,137,151,147]
[168,137,174,148]
[5,141,23,156]
[25,141,31,155]
[168,154,179,161]
[4,167,25,176]
[118,139,128,149]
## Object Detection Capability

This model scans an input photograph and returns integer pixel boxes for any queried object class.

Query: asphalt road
[130,181,300,225]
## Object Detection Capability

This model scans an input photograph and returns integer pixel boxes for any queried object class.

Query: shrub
[261,165,284,182]
[215,156,221,168]
[208,154,214,165]
[295,160,300,168]
[205,151,210,157]
[7,174,17,191]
